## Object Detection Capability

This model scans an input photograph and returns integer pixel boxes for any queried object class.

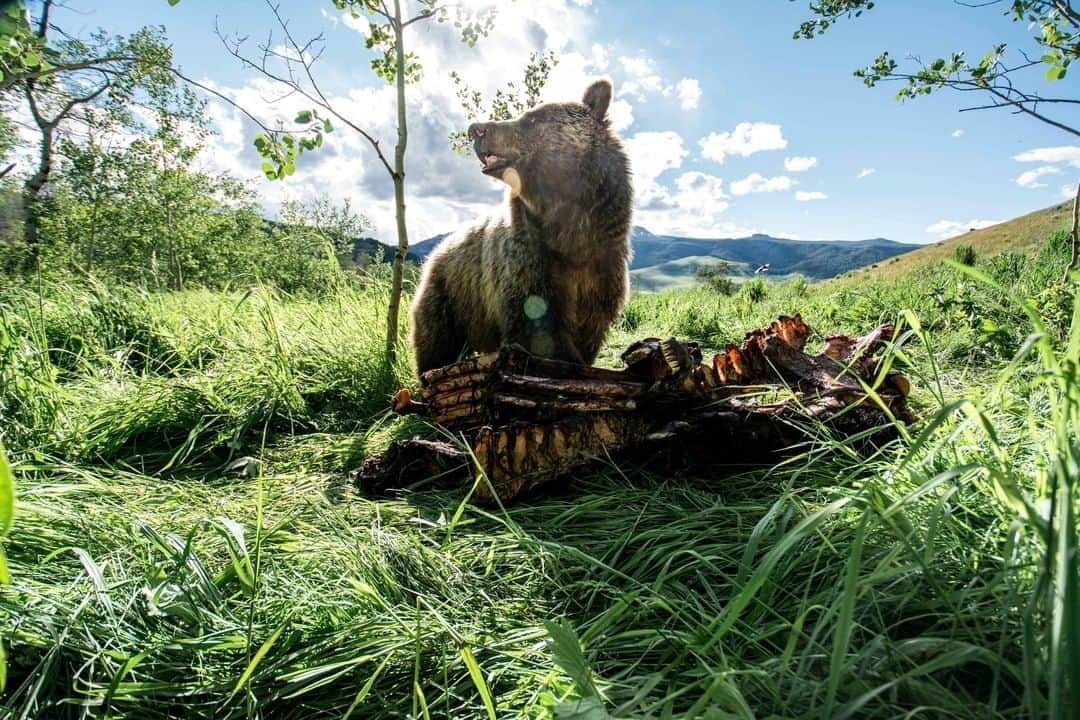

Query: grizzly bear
[409,79,633,375]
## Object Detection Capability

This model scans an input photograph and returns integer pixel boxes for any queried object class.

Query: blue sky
[47,0,1080,244]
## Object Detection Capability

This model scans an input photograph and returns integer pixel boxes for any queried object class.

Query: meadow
[0,226,1077,719]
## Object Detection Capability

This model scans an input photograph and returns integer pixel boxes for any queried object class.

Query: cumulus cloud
[795,191,827,201]
[856,168,876,179]
[618,55,666,99]
[699,122,787,164]
[729,173,794,196]
[616,55,700,113]
[951,129,964,138]
[675,78,701,110]
[784,156,817,172]
[622,131,688,193]
[1013,146,1080,166]
[1016,165,1063,189]
[926,219,1001,237]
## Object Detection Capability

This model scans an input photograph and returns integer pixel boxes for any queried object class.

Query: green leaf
[323,118,333,133]
[544,620,600,700]
[0,442,13,539]
[1046,65,1066,81]
[555,697,611,719]
[295,110,313,124]
[167,0,181,5]
[228,625,285,702]
[459,646,497,720]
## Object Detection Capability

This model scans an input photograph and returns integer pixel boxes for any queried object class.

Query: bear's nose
[467,124,485,142]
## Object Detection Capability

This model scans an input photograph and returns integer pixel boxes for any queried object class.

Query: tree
[9,1,180,266]
[792,0,1079,136]
[696,260,736,295]
[42,123,269,289]
[447,50,558,155]
[0,1,152,95]
[205,0,495,367]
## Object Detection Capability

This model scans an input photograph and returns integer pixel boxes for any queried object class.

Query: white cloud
[729,173,795,196]
[856,168,876,179]
[617,56,699,113]
[951,129,964,138]
[926,219,1001,237]
[675,78,701,110]
[319,8,339,26]
[622,131,688,190]
[784,156,817,172]
[607,98,634,132]
[619,55,665,99]
[699,122,787,164]
[1013,146,1080,166]
[1016,165,1062,189]
[673,171,728,216]
[1063,183,1079,199]
[795,191,827,201]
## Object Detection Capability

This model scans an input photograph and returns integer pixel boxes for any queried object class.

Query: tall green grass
[0,240,1076,718]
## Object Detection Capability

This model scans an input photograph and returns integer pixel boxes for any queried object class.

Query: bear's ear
[583,79,612,120]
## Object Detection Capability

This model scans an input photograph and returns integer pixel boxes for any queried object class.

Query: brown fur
[409,80,633,375]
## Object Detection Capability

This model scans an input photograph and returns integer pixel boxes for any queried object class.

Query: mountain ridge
[407,225,918,287]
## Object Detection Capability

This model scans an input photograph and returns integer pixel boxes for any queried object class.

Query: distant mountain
[409,233,450,258]
[626,226,913,278]
[350,236,422,265]
[410,226,917,288]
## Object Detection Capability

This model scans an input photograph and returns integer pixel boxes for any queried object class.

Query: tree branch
[217,6,396,177]
[37,0,54,39]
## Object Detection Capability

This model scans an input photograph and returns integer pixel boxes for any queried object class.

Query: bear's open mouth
[479,153,513,176]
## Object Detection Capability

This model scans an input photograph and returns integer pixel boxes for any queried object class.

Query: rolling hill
[838,201,1074,283]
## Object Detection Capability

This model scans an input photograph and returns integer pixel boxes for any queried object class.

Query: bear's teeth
[484,154,500,167]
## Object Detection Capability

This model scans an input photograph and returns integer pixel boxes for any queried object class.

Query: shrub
[954,243,977,266]
[741,276,767,304]
[695,261,736,295]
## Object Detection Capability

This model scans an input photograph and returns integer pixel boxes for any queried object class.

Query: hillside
[631,255,757,292]
[411,226,916,289]
[839,201,1073,283]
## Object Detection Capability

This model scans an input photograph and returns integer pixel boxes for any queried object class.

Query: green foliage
[448,50,558,155]
[793,0,1080,133]
[695,260,737,295]
[252,111,332,182]
[267,198,376,293]
[0,441,10,691]
[333,0,494,82]
[740,275,768,304]
[954,243,977,266]
[35,139,269,289]
[0,1,47,90]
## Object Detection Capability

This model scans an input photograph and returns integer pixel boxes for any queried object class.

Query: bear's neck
[511,150,631,263]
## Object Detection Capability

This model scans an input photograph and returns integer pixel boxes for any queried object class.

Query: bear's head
[467,80,626,221]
